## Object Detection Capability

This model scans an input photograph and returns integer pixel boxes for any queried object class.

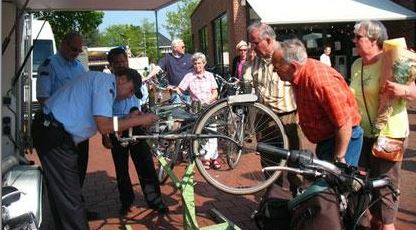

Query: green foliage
[164,0,200,52]
[34,11,104,46]
[97,19,158,63]
[393,58,414,84]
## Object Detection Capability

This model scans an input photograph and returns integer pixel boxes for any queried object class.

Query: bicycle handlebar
[256,142,399,195]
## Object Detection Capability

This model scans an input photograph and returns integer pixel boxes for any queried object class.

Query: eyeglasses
[250,39,264,46]
[354,34,365,40]
[70,46,83,53]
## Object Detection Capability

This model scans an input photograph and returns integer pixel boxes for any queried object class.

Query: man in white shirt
[319,45,332,66]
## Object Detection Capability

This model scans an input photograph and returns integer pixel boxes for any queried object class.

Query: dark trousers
[32,116,88,230]
[77,139,89,186]
[110,135,163,208]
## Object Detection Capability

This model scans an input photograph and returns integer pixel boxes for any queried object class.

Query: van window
[33,39,54,74]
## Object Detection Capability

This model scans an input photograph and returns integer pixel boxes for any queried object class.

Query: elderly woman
[232,40,248,79]
[349,20,416,230]
[174,52,220,169]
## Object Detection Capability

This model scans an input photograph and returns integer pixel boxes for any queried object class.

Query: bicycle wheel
[192,100,288,195]
[155,139,181,184]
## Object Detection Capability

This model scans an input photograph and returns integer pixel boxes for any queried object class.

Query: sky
[98,3,178,38]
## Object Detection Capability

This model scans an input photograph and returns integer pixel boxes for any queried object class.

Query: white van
[24,19,57,112]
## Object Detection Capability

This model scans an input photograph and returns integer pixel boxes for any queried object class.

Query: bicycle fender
[227,94,258,103]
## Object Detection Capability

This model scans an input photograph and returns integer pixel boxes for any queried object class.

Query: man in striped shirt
[244,22,302,151]
[244,22,303,193]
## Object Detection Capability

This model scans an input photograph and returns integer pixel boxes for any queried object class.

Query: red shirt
[292,59,361,143]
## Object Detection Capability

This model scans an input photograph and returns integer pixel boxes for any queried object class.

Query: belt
[277,110,297,117]
[36,112,64,129]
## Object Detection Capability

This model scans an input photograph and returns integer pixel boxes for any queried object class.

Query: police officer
[105,47,168,215]
[32,68,159,230]
[36,32,90,189]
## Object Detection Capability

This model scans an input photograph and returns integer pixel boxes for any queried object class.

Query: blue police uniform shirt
[113,95,141,117]
[37,53,86,98]
[43,71,116,144]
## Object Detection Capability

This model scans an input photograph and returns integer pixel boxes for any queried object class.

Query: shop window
[212,14,229,76]
[198,26,208,56]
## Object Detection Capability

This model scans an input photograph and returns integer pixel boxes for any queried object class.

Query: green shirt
[350,58,409,138]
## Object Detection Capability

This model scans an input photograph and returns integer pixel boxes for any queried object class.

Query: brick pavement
[29,107,416,230]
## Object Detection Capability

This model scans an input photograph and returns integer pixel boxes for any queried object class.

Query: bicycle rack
[156,155,241,230]
[120,133,242,230]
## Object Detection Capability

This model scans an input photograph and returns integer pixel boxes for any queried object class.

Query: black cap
[114,68,143,98]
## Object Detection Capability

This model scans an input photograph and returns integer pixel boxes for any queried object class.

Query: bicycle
[253,142,400,230]
[148,103,198,184]
[118,93,289,195]
[213,73,243,99]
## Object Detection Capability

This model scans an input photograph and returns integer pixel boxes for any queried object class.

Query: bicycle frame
[255,142,400,230]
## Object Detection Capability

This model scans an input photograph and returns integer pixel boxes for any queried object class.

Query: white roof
[14,0,178,11]
[248,0,416,24]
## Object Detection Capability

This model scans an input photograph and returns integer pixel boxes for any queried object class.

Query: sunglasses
[70,46,83,53]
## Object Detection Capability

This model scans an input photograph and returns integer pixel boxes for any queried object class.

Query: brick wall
[191,0,227,67]
[191,0,247,68]
[389,0,416,49]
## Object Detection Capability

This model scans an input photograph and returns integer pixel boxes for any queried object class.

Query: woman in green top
[350,20,416,230]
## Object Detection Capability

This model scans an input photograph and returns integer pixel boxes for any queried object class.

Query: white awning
[14,0,178,11]
[247,0,416,24]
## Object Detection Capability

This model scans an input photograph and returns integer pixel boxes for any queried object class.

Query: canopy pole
[155,10,160,61]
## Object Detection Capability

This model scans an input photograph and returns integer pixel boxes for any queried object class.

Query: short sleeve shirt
[37,53,86,98]
[349,58,409,138]
[158,53,194,86]
[178,71,218,104]
[43,71,116,144]
[292,59,361,143]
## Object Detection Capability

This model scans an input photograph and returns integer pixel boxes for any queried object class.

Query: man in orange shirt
[271,38,363,166]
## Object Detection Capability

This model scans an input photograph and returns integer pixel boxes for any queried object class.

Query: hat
[114,68,142,98]
[236,40,248,50]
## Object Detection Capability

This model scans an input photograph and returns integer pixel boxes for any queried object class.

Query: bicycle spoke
[193,101,288,195]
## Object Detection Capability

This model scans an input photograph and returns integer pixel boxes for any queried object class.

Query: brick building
[191,0,416,78]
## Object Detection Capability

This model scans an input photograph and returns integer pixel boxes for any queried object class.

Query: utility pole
[143,30,147,57]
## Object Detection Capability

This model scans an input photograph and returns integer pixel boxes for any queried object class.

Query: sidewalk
[30,109,416,229]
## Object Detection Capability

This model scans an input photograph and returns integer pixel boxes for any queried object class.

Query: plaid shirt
[292,59,361,143]
[178,71,218,104]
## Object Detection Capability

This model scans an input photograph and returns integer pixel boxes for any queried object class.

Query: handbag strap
[360,62,374,129]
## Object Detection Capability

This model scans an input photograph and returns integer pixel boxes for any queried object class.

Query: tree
[34,11,104,46]
[164,0,200,52]
[97,19,158,62]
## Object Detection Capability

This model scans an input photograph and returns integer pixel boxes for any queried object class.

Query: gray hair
[247,22,276,40]
[171,39,184,49]
[354,20,388,49]
[279,39,308,64]
[192,52,207,63]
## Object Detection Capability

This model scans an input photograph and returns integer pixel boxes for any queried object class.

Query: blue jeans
[315,126,363,166]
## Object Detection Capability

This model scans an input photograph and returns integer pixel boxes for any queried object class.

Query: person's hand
[101,134,113,149]
[167,85,180,93]
[137,113,159,127]
[383,80,407,97]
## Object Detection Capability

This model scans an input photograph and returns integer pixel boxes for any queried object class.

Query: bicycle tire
[155,139,181,184]
[192,100,288,195]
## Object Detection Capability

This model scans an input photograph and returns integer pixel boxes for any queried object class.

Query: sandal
[211,159,221,170]
[201,160,211,170]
